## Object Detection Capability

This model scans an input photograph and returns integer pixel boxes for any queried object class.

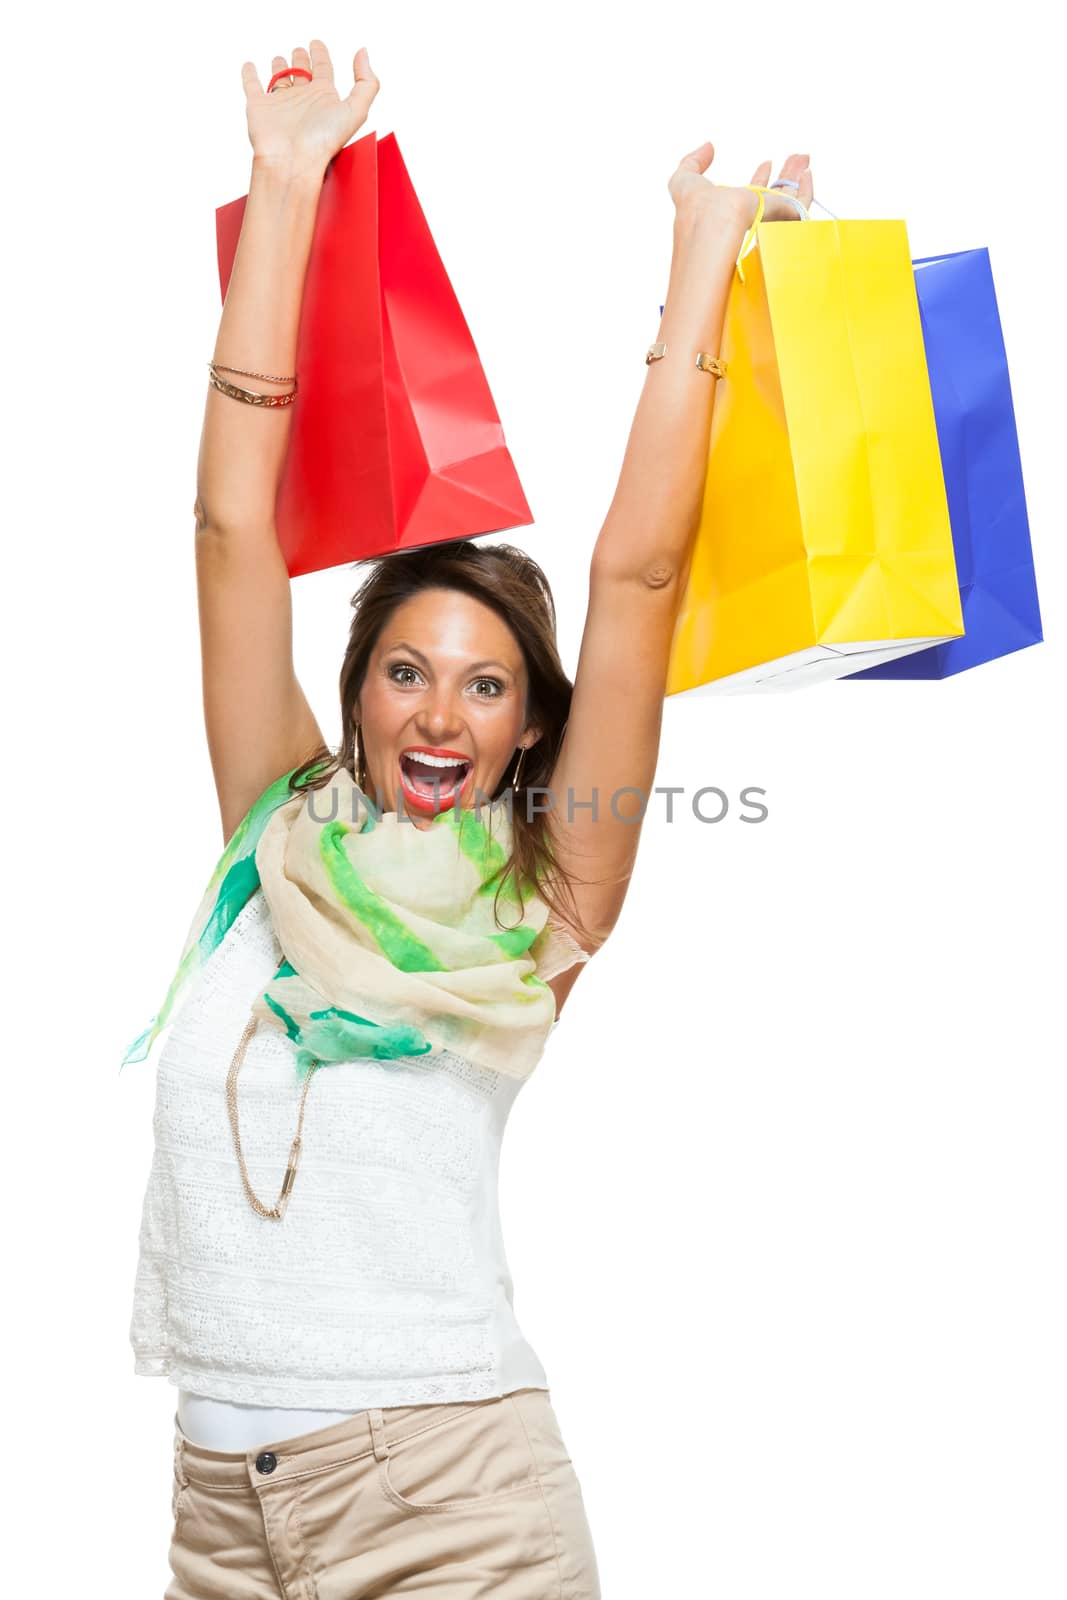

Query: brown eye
[389,664,422,687]
[471,678,502,697]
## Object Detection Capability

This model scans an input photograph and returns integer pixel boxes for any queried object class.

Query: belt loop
[368,1408,390,1462]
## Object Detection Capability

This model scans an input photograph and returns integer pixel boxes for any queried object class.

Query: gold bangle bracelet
[207,367,298,408]
[645,343,727,379]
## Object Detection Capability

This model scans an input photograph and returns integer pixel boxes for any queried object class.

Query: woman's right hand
[668,143,813,230]
[242,40,380,176]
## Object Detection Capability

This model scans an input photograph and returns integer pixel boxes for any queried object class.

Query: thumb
[344,45,380,117]
[676,140,715,175]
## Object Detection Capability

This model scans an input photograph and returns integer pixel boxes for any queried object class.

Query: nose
[415,692,465,743]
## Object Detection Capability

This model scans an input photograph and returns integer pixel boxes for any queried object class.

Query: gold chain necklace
[224,1015,319,1220]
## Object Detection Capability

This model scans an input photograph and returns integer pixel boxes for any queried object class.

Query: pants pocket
[510,1389,602,1598]
[378,1395,545,1515]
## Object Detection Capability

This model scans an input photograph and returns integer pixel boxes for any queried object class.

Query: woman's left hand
[243,40,379,176]
[668,144,814,228]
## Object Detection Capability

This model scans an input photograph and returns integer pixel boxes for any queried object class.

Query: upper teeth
[406,752,468,768]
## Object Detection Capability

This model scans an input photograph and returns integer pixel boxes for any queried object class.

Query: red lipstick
[398,746,474,817]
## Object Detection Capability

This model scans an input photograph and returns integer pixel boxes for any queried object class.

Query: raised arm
[195,40,379,844]
[547,146,814,950]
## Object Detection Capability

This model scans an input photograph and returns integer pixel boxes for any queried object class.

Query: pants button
[255,1451,278,1474]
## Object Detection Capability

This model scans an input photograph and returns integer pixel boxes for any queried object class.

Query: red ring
[267,66,313,93]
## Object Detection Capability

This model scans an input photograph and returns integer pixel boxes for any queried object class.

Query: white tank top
[130,888,578,1450]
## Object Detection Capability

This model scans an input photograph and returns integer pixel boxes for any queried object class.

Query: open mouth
[399,750,473,806]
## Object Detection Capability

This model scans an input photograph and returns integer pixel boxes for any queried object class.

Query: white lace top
[129,887,586,1411]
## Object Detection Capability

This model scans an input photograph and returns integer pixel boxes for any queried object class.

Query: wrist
[250,152,328,189]
[673,188,755,240]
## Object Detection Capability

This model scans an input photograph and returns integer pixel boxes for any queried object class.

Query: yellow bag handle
[735,184,811,283]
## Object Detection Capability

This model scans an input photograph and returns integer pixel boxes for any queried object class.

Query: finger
[749,159,773,187]
[797,164,814,208]
[309,38,334,84]
[241,60,264,100]
[271,53,294,90]
[676,140,715,176]
[771,151,809,190]
[344,45,379,110]
[292,45,312,81]
[763,152,811,218]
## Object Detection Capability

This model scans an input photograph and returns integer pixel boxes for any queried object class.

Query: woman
[128,37,813,1600]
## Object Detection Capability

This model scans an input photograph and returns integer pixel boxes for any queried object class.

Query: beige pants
[166,1386,601,1598]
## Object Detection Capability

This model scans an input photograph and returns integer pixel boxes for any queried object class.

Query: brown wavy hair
[287,538,594,943]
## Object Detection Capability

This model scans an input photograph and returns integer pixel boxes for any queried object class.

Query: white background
[6,2,1063,1595]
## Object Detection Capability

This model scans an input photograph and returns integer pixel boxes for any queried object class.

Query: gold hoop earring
[354,723,367,790]
[512,745,526,790]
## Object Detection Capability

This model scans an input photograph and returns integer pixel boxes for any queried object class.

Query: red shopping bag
[215,131,533,576]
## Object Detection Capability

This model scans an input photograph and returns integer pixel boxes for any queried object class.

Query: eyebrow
[384,639,513,675]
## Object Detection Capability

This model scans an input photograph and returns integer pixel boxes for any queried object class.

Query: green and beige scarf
[122,764,561,1081]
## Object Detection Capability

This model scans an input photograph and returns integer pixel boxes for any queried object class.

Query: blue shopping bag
[844,246,1042,679]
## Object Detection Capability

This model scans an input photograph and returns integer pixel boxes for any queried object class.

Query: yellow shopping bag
[666,193,965,693]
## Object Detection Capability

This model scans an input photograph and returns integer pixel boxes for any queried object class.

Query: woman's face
[355,587,541,828]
